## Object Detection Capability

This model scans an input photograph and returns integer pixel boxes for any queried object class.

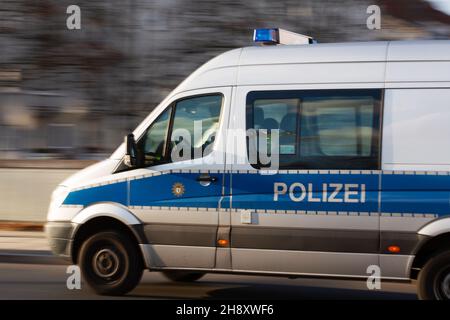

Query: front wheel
[78,231,143,295]
[162,271,205,282]
[418,250,450,300]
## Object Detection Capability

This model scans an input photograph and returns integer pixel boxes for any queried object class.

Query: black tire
[418,250,450,300]
[78,231,143,295]
[162,271,205,282]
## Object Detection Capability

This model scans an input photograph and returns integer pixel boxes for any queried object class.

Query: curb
[0,221,44,232]
[0,159,96,169]
[0,250,68,265]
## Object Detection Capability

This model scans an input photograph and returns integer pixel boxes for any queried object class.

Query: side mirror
[124,133,137,167]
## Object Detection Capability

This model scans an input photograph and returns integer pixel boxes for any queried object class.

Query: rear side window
[246,89,382,170]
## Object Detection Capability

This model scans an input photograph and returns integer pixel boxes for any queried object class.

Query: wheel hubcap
[93,248,120,278]
[441,273,450,299]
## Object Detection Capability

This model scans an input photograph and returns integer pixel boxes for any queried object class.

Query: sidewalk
[0,230,67,265]
[0,230,49,251]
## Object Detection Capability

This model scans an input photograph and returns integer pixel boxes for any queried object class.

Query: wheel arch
[70,203,146,265]
[71,202,141,225]
[411,218,450,279]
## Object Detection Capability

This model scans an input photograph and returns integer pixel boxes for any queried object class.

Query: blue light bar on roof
[253,29,279,44]
[253,28,315,45]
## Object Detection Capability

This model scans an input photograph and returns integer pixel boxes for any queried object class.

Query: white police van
[46,29,450,299]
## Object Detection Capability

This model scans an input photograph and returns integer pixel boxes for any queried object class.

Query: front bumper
[45,221,77,260]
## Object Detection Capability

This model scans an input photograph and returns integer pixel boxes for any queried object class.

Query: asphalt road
[0,251,418,300]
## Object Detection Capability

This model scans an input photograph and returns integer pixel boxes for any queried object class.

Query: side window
[246,89,381,170]
[141,105,172,166]
[169,94,223,161]
[253,99,299,155]
[139,94,223,167]
[300,97,375,157]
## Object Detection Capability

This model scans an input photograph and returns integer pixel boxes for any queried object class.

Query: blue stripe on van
[230,172,379,213]
[63,181,128,206]
[129,173,222,208]
[63,172,223,208]
[62,171,450,216]
[380,173,450,214]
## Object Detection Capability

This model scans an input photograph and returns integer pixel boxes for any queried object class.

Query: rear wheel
[162,271,205,282]
[78,231,143,295]
[418,250,450,300]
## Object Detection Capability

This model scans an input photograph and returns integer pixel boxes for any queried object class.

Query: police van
[45,29,450,299]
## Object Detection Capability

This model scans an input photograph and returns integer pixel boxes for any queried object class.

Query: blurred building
[0,0,449,160]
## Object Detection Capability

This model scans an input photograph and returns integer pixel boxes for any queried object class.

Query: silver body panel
[142,244,216,269]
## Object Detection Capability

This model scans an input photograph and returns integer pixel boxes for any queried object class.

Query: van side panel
[226,85,383,278]
[381,88,450,272]
[386,62,450,83]
[382,89,450,171]
[238,62,385,86]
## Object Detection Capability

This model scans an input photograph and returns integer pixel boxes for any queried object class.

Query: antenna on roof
[253,28,316,46]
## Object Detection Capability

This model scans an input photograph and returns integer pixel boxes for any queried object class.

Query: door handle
[196,175,218,183]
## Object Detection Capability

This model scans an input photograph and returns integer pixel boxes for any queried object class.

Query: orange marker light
[217,239,228,247]
[388,245,401,253]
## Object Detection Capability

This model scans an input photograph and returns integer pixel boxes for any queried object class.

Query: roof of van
[239,40,450,64]
[237,40,450,65]
[173,40,450,92]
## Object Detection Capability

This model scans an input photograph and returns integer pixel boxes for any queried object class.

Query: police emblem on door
[172,182,185,197]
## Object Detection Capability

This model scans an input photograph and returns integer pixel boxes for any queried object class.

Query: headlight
[49,185,69,212]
